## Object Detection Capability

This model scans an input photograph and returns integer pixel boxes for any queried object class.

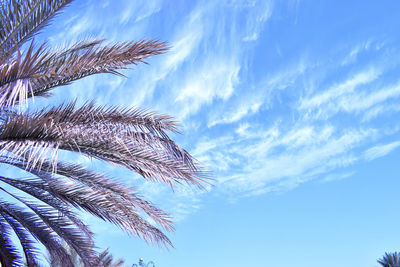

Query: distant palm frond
[378,252,400,267]
[47,244,126,267]
[98,248,125,267]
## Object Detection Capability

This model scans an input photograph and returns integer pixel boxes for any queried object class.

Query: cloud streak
[364,141,400,161]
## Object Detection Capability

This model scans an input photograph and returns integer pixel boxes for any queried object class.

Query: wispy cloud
[214,125,374,196]
[119,0,162,24]
[299,68,381,115]
[320,171,356,183]
[174,61,240,119]
[189,38,400,199]
[242,0,273,41]
[363,141,400,161]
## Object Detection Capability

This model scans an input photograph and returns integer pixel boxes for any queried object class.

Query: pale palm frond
[0,0,73,57]
[0,42,49,108]
[0,103,208,187]
[30,39,168,99]
[0,39,104,106]
[0,39,167,107]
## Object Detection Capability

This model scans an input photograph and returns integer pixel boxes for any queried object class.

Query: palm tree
[46,243,125,267]
[0,1,207,266]
[378,252,400,267]
[97,249,125,267]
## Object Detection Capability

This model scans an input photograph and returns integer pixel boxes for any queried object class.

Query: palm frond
[0,174,173,247]
[41,101,180,137]
[0,212,41,266]
[0,0,73,57]
[0,103,208,187]
[0,189,99,266]
[0,39,167,107]
[0,173,93,236]
[52,38,105,59]
[0,155,175,240]
[35,159,175,231]
[0,42,48,108]
[30,39,168,99]
[98,248,125,267]
[378,252,400,267]
[0,214,23,267]
[0,200,74,266]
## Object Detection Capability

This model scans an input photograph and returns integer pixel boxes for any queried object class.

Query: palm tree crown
[378,252,400,267]
[0,0,207,266]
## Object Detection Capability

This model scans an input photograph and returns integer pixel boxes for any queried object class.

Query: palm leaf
[0,0,73,57]
[0,200,74,266]
[0,170,173,247]
[0,103,208,187]
[0,212,41,266]
[0,214,23,267]
[0,189,99,266]
[98,248,125,267]
[0,39,167,107]
[30,39,168,99]
[0,172,93,237]
[0,41,48,107]
[378,252,400,267]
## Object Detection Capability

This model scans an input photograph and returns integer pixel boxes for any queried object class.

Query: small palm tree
[0,0,207,266]
[378,252,400,267]
[97,249,125,267]
[47,244,125,267]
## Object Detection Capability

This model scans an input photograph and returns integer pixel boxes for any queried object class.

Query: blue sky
[29,0,400,266]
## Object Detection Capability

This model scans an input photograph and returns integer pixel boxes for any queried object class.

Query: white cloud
[364,141,400,161]
[219,128,374,196]
[119,0,162,24]
[208,97,262,127]
[70,16,92,36]
[175,62,240,119]
[242,0,273,41]
[320,171,356,183]
[280,125,334,149]
[340,40,373,65]
[362,104,400,122]
[192,136,235,158]
[165,30,203,72]
[342,82,400,112]
[299,68,381,112]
